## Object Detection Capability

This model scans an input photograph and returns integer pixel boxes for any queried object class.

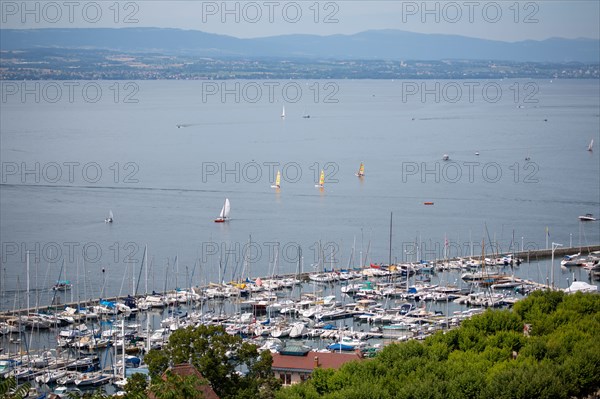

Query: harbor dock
[2,244,598,318]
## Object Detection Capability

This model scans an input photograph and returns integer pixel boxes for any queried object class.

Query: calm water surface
[1,79,599,310]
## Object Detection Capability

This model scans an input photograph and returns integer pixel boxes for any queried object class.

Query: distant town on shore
[1,28,598,80]
[1,50,598,80]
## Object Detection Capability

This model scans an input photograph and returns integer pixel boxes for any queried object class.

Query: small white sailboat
[355,162,365,177]
[281,105,286,119]
[105,210,113,223]
[214,198,231,223]
[315,170,325,188]
[588,139,594,151]
[271,170,281,189]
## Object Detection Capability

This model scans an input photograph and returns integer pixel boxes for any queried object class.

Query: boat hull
[327,343,355,351]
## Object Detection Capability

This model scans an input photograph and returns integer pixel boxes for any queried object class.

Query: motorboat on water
[578,213,596,221]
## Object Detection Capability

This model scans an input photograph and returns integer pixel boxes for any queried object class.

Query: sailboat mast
[122,320,125,379]
[144,245,148,295]
[418,232,422,262]
[470,230,473,258]
[76,257,79,304]
[218,256,222,286]
[245,235,252,282]
[481,238,486,275]
[389,212,393,266]
[360,228,364,268]
[298,246,302,276]
[26,250,30,312]
[175,255,179,290]
[132,255,136,297]
[83,258,87,307]
[444,233,447,261]
[348,236,356,269]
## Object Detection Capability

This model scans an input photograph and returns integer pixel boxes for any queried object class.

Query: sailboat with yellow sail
[315,170,325,188]
[355,162,365,177]
[271,170,281,189]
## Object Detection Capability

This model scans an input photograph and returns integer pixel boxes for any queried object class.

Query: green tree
[0,377,30,399]
[71,389,107,399]
[145,324,280,399]
[123,372,149,399]
[149,370,206,399]
[274,291,600,399]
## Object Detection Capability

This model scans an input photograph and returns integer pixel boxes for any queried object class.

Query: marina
[1,244,598,394]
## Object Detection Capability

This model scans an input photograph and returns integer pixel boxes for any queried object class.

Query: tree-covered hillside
[276,291,600,399]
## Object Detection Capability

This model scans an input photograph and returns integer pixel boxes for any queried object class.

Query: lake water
[1,79,599,311]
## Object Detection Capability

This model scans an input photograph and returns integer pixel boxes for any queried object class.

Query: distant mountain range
[1,28,599,63]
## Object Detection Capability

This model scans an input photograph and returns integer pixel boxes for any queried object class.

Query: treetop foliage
[276,291,600,399]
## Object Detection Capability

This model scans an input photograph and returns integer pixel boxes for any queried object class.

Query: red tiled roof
[272,351,362,372]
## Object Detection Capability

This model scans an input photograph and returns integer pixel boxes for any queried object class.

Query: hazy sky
[2,1,599,41]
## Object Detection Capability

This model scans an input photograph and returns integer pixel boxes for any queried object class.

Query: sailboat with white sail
[105,210,113,223]
[588,139,594,151]
[214,198,231,223]
[281,105,286,119]
[355,162,365,177]
[271,170,281,189]
[315,170,325,188]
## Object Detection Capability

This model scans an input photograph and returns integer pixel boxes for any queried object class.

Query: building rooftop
[272,350,363,372]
